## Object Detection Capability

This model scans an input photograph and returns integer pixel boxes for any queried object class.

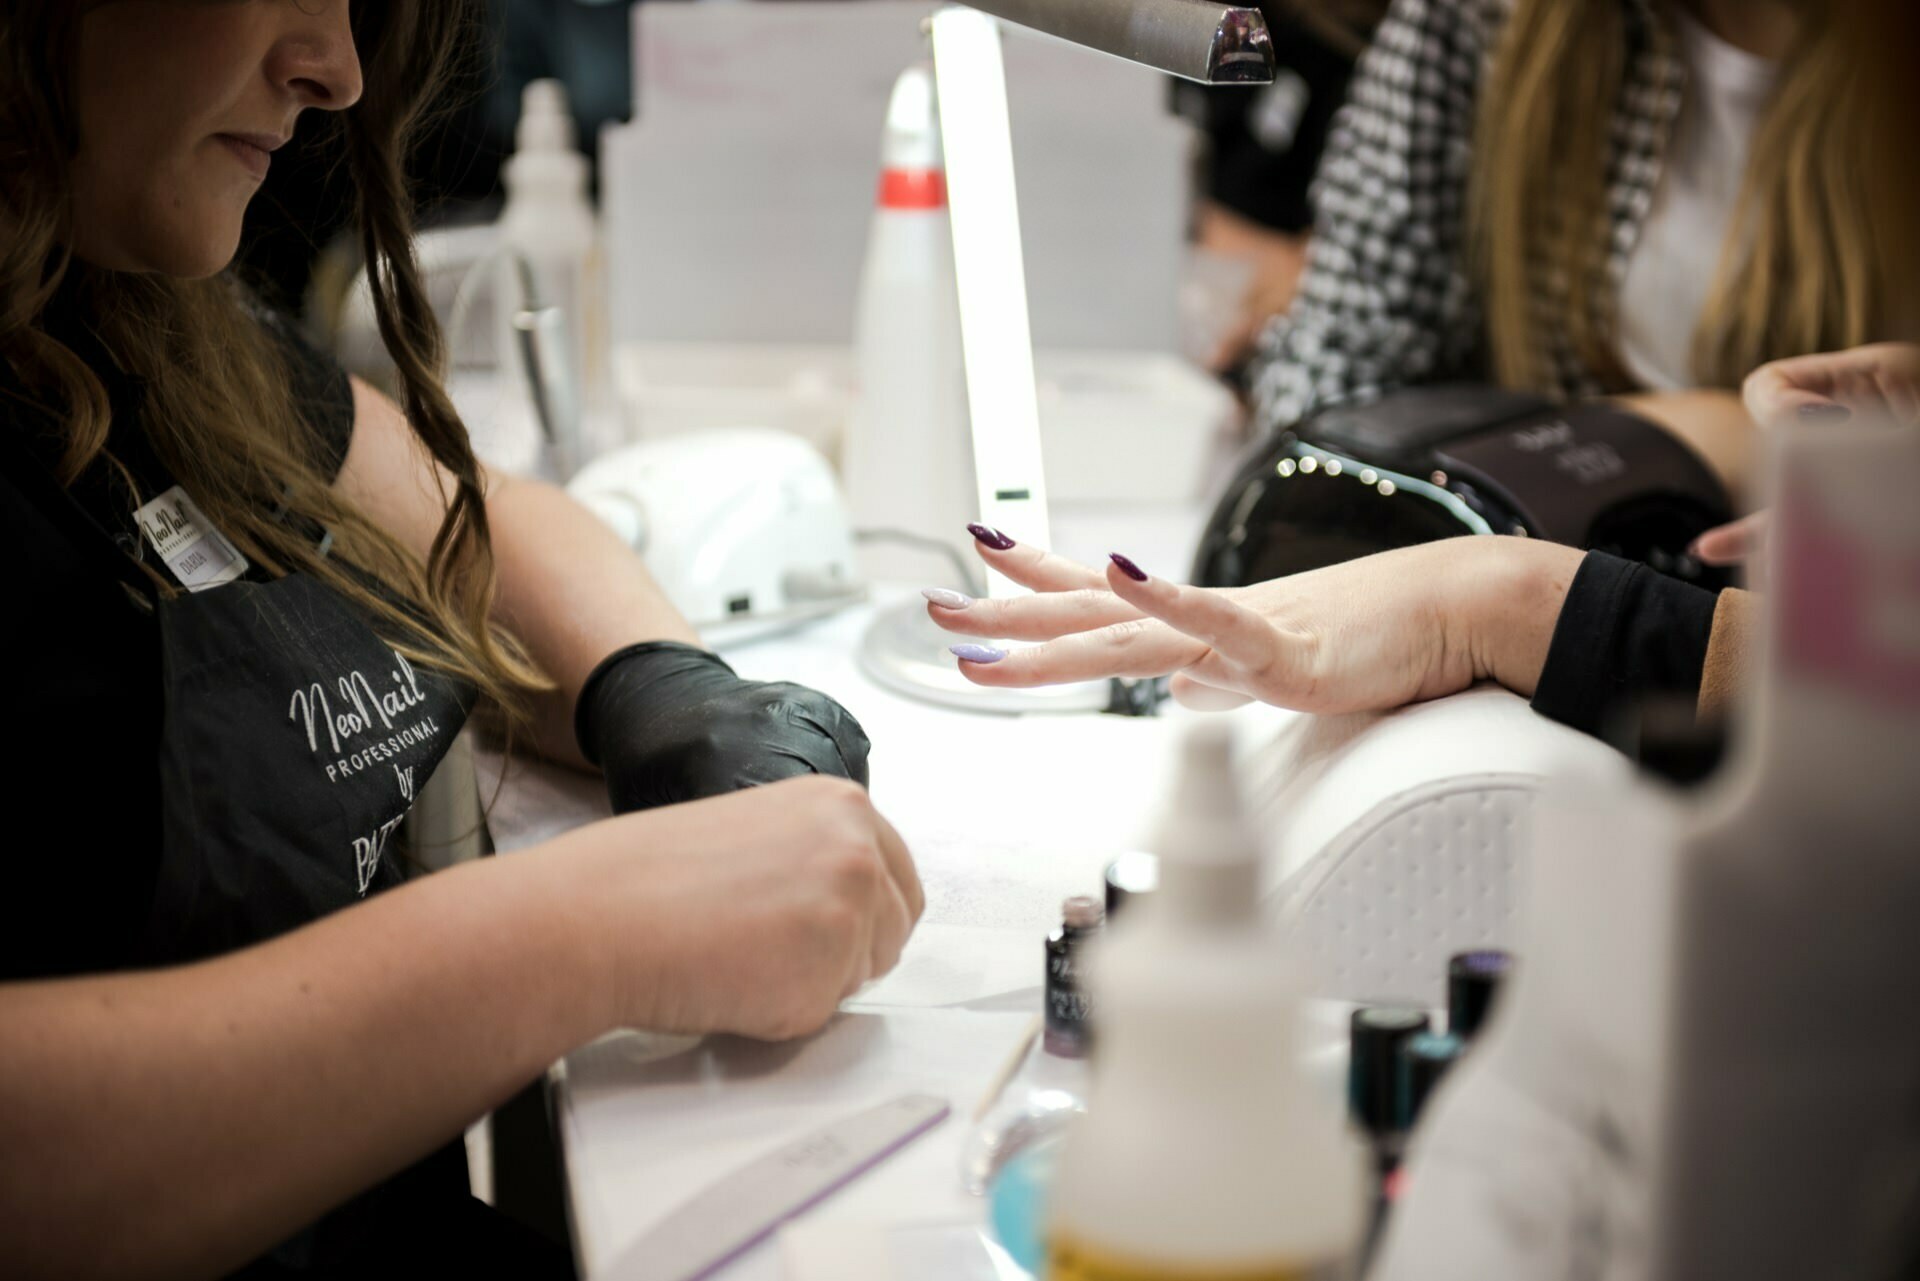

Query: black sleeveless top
[0,284,570,1278]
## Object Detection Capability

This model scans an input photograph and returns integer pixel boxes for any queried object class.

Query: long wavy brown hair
[0,1,546,715]
[1471,0,1891,394]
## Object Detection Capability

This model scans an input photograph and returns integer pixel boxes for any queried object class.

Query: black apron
[147,569,467,960]
[0,384,525,1274]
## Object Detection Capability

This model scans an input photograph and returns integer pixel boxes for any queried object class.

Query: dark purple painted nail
[1798,402,1853,422]
[967,522,1016,551]
[951,644,1007,664]
[1109,552,1149,582]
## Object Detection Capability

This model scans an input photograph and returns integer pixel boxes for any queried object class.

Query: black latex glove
[574,641,871,813]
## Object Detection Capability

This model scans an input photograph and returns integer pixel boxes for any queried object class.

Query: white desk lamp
[857,0,1275,713]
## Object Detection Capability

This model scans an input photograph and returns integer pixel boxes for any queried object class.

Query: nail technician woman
[0,4,922,1278]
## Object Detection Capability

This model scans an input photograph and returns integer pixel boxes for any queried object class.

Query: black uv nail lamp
[1192,386,1735,590]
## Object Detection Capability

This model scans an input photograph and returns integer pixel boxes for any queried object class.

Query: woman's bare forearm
[1612,389,1756,502]
[484,471,699,768]
[0,840,612,1281]
[335,378,698,770]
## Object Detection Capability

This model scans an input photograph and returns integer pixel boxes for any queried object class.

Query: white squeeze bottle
[497,78,600,460]
[841,64,974,584]
[1046,724,1367,1281]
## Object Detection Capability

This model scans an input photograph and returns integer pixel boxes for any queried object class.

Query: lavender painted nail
[951,644,1007,664]
[922,587,974,609]
[1798,402,1853,422]
[967,522,1016,551]
[1109,552,1149,582]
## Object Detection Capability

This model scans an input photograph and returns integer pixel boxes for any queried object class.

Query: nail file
[600,1093,952,1281]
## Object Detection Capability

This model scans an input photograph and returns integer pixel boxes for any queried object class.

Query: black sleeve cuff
[1530,552,1721,739]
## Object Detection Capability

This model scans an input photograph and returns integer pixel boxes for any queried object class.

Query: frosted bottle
[1046,726,1367,1280]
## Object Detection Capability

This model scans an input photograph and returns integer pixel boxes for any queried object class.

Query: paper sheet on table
[562,1008,1038,1280]
[848,925,1040,1012]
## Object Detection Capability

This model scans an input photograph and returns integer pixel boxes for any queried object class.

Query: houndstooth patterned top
[1247,0,1687,433]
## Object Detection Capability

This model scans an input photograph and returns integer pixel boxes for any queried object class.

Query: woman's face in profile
[67,0,363,279]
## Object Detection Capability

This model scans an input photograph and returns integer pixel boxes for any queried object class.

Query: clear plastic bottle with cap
[1045,723,1367,1280]
[497,78,601,473]
[841,63,973,584]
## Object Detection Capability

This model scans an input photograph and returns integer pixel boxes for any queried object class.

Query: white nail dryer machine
[566,428,863,633]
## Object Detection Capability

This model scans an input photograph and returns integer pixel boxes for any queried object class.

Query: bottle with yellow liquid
[1046,725,1366,1281]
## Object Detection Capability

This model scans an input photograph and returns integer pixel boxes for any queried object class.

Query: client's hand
[928,529,1583,714]
[575,642,871,813]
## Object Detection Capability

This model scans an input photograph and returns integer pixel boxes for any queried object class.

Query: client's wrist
[1457,537,1586,699]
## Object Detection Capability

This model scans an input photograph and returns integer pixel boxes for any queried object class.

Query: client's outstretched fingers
[965,523,1109,592]
[922,586,1144,641]
[952,619,1209,687]
[1103,554,1285,670]
[1169,672,1254,711]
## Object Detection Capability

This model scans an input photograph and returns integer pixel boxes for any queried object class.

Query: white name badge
[133,486,250,592]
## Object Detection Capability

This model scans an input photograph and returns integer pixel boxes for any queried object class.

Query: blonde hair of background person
[1250,0,1897,500]
[0,4,918,1277]
[1474,0,1891,394]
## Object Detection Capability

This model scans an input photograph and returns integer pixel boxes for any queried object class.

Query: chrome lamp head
[956,0,1275,84]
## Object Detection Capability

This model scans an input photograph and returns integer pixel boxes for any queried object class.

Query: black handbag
[1192,386,1734,589]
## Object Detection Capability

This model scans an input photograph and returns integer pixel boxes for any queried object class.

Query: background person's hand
[1741,342,1920,431]
[1690,510,1772,569]
[574,776,923,1042]
[928,530,1583,715]
[1692,343,1920,568]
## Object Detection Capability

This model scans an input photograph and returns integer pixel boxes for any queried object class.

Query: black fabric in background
[1170,7,1372,233]
[1530,551,1722,740]
[238,0,643,315]
[236,6,509,315]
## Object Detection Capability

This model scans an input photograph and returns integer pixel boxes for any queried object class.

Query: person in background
[931,0,1920,750]
[0,3,919,1277]
[1174,0,1389,376]
[1248,0,1894,504]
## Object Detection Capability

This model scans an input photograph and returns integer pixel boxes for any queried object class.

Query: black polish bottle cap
[1447,949,1513,1041]
[1104,852,1159,920]
[1348,1005,1431,1135]
[1397,1031,1466,1131]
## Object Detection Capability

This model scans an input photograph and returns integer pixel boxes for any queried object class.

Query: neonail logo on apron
[287,649,447,894]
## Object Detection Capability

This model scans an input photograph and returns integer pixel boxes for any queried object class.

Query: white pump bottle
[1045,724,1366,1280]
[497,78,600,445]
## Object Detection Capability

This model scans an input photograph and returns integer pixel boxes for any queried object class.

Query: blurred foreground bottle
[1046,725,1366,1280]
[1369,418,1920,1281]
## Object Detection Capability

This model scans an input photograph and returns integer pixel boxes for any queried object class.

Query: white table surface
[473,504,1307,1280]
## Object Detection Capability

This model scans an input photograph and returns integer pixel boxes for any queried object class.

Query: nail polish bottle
[1102,852,1159,922]
[1396,1031,1466,1133]
[1446,949,1513,1041]
[1349,1005,1432,1161]
[1045,896,1104,1059]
